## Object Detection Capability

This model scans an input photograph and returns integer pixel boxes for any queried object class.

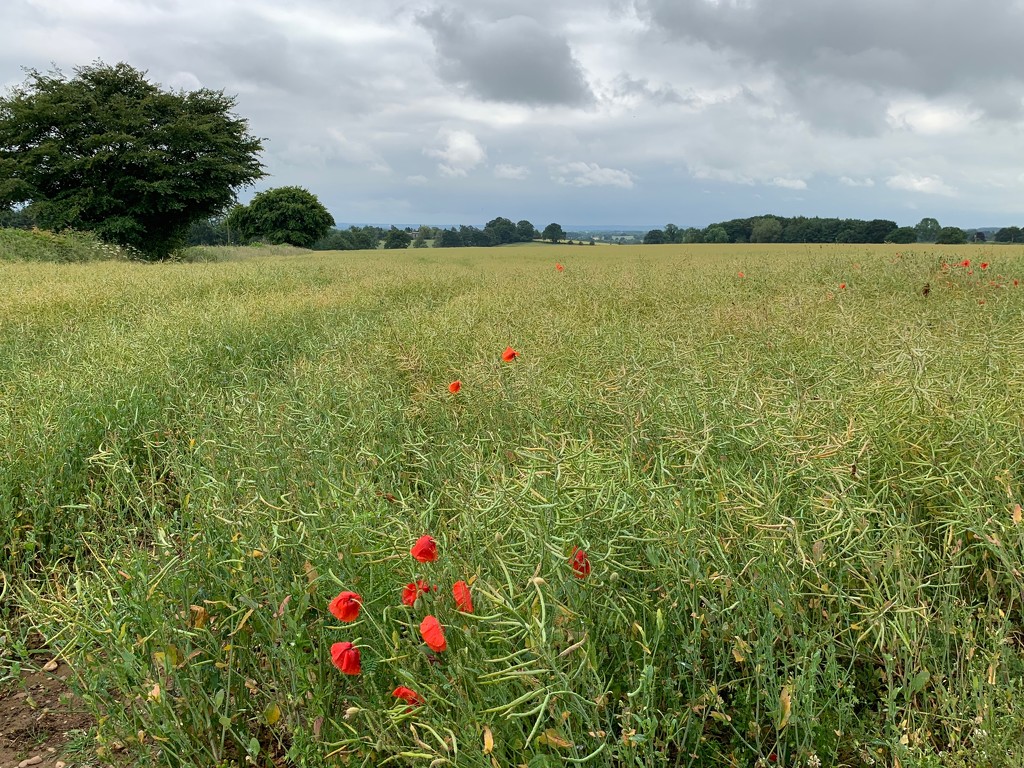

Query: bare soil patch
[0,660,96,768]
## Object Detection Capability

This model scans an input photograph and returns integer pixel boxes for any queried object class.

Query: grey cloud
[416,8,594,106]
[611,74,695,106]
[639,0,1024,116]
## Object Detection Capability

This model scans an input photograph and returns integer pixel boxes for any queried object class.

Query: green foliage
[936,226,967,244]
[0,62,264,260]
[886,226,919,243]
[915,217,942,243]
[5,244,1024,766]
[383,227,412,249]
[542,222,565,243]
[995,226,1022,243]
[704,225,729,243]
[229,186,334,248]
[0,226,131,262]
[749,216,783,243]
[516,219,539,241]
[642,228,666,244]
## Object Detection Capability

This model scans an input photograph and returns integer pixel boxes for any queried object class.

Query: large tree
[541,223,565,243]
[0,62,264,259]
[229,186,334,248]
[935,226,966,245]
[914,217,942,243]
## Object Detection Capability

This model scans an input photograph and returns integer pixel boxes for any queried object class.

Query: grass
[0,227,135,262]
[1,243,1023,767]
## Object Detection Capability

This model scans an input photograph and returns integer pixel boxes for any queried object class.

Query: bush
[0,227,133,262]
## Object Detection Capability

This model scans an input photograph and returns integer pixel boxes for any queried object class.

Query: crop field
[2,243,1024,767]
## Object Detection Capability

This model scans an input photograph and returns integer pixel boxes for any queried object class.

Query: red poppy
[839,282,846,290]
[502,346,519,362]
[328,591,362,622]
[401,580,432,607]
[452,580,474,613]
[330,642,361,675]
[960,259,971,267]
[448,380,461,394]
[392,686,423,706]
[1015,279,1020,287]
[570,547,591,579]
[981,262,989,269]
[555,263,565,272]
[411,535,437,562]
[419,615,447,652]
[737,271,745,278]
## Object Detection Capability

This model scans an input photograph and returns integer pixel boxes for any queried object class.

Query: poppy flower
[392,686,423,706]
[839,283,846,290]
[449,380,461,394]
[411,535,437,562]
[1015,279,1020,287]
[330,642,361,675]
[402,580,432,607]
[737,271,745,278]
[981,262,989,269]
[502,346,519,362]
[452,580,474,613]
[419,615,447,652]
[960,259,971,267]
[555,263,564,272]
[328,591,362,622]
[570,547,591,579]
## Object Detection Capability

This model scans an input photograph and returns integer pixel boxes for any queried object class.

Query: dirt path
[0,659,98,768]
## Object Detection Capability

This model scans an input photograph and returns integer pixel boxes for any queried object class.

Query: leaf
[908,669,930,695]
[482,725,494,755]
[536,729,573,749]
[777,684,793,729]
[263,701,282,725]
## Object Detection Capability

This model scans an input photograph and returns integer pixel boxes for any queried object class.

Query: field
[1,243,1023,768]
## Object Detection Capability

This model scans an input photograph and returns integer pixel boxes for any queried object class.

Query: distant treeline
[644,217,1024,245]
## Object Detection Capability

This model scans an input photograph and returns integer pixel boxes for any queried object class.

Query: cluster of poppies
[327,534,591,707]
[448,346,520,396]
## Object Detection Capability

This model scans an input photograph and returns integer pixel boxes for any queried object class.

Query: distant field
[2,243,1024,767]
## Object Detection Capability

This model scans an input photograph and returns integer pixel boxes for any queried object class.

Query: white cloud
[888,101,980,136]
[839,176,875,187]
[425,129,487,177]
[886,173,957,197]
[494,164,529,180]
[553,161,635,188]
[771,177,807,190]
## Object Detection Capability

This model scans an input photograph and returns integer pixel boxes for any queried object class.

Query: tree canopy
[228,186,334,248]
[0,62,264,259]
[542,223,565,243]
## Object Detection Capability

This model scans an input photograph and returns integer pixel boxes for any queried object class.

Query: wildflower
[452,580,474,613]
[1015,279,1020,287]
[839,282,846,290]
[328,591,362,622]
[960,259,971,267]
[330,642,361,675]
[420,615,447,652]
[392,686,424,706]
[411,535,437,562]
[570,547,591,579]
[448,380,461,394]
[737,271,745,278]
[555,263,564,272]
[502,346,519,362]
[402,580,432,607]
[981,262,989,269]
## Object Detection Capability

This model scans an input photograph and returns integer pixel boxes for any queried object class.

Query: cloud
[886,173,957,197]
[426,129,487,176]
[771,178,807,190]
[417,9,594,106]
[494,164,529,180]
[840,177,875,187]
[554,161,635,188]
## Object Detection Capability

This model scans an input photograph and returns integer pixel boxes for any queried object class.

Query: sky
[4,0,1024,229]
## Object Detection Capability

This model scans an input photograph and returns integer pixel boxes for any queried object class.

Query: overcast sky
[4,0,1024,228]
